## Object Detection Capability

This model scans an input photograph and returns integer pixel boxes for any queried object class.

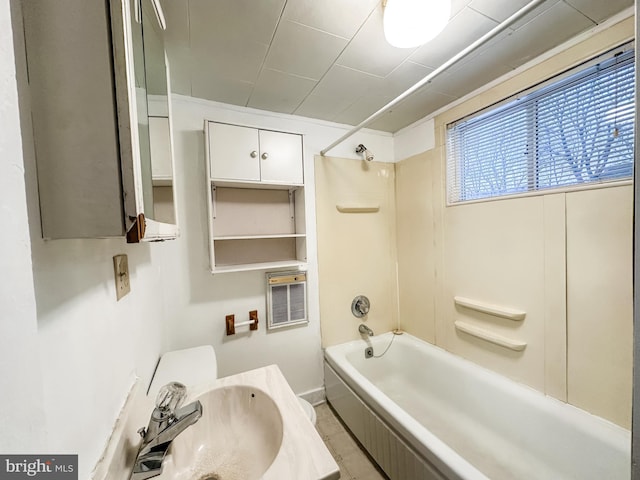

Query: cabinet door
[208,123,260,181]
[259,130,303,185]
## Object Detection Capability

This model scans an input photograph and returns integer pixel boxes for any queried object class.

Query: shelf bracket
[211,185,217,219]
[288,190,295,220]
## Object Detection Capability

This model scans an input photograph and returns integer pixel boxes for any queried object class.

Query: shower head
[355,144,374,162]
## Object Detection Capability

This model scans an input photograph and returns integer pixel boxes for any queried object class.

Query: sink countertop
[184,364,340,480]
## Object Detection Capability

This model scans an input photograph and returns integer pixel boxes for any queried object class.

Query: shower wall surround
[396,15,634,428]
[315,156,399,347]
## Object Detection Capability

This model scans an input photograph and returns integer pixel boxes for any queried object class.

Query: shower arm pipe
[319,0,546,157]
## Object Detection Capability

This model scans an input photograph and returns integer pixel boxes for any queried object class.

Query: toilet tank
[147,345,218,397]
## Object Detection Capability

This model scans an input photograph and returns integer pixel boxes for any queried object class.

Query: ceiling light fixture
[383,0,451,49]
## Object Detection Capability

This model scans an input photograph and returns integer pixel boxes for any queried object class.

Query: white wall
[163,96,394,396]
[0,0,47,454]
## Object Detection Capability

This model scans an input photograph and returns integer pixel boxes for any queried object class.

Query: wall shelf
[336,204,380,213]
[213,233,306,241]
[454,296,526,321]
[454,321,527,351]
[212,260,307,274]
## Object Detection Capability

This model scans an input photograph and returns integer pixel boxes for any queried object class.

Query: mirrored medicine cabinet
[21,0,178,242]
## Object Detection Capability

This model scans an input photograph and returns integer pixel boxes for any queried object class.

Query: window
[446,44,635,204]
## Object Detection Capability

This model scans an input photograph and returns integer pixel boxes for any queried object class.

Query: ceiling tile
[373,61,434,98]
[334,95,393,127]
[282,0,379,39]
[247,69,316,114]
[451,0,473,16]
[468,0,536,23]
[336,6,418,77]
[428,51,513,98]
[367,88,456,132]
[264,20,349,80]
[190,66,254,106]
[295,94,357,123]
[507,0,562,30]
[189,0,279,84]
[410,7,498,69]
[311,65,382,100]
[188,0,285,47]
[190,42,269,84]
[487,1,595,68]
[564,0,634,23]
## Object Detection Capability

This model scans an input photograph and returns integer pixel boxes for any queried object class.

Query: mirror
[141,0,177,227]
[127,0,178,241]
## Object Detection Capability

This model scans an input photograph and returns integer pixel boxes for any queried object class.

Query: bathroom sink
[159,385,283,480]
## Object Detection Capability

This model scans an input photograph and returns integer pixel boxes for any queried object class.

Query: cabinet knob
[261,152,269,160]
[250,150,258,158]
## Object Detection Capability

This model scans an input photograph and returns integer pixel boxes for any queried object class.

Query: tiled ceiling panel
[247,69,317,114]
[468,0,538,22]
[487,2,595,68]
[263,20,349,80]
[334,7,418,78]
[409,7,499,69]
[282,0,380,38]
[565,0,634,23]
[160,0,633,133]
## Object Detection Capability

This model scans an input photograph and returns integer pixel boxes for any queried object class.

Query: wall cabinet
[21,0,178,242]
[207,122,304,186]
[205,121,307,273]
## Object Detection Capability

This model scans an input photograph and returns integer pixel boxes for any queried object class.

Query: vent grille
[267,271,308,329]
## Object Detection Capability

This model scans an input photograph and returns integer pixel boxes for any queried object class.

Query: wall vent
[266,271,308,330]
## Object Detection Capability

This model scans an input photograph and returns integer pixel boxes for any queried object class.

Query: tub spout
[359,324,374,336]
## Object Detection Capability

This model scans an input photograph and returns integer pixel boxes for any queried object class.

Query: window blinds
[446,45,635,204]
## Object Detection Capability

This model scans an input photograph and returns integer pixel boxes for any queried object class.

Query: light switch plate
[113,254,130,301]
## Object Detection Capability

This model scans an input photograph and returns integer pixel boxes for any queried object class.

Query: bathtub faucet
[359,324,374,336]
[130,382,203,480]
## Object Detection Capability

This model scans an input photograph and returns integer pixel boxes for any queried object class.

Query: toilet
[148,346,317,426]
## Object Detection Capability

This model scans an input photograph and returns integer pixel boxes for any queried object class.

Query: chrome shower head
[355,144,374,162]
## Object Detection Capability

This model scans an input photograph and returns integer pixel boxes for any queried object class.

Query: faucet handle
[155,382,187,415]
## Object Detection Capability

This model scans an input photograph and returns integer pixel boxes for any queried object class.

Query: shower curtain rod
[319,0,547,157]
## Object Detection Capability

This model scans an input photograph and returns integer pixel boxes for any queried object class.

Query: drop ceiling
[160,0,633,133]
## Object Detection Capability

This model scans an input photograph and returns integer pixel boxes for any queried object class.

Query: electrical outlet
[113,254,131,301]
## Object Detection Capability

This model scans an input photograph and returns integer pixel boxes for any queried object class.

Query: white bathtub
[324,332,630,480]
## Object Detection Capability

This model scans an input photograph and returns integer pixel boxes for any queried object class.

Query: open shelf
[213,233,306,241]
[212,259,307,274]
[207,185,306,274]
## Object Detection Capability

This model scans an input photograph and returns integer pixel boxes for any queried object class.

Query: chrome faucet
[130,382,203,480]
[359,324,374,336]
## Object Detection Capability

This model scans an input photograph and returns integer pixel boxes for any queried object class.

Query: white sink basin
[160,385,283,480]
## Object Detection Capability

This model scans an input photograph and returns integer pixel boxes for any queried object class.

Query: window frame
[445,42,635,206]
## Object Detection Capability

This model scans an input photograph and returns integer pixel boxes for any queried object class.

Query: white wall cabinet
[205,121,307,273]
[207,122,304,186]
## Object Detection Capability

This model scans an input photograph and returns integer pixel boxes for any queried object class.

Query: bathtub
[324,332,630,480]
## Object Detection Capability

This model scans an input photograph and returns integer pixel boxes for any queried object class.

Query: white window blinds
[446,44,635,204]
